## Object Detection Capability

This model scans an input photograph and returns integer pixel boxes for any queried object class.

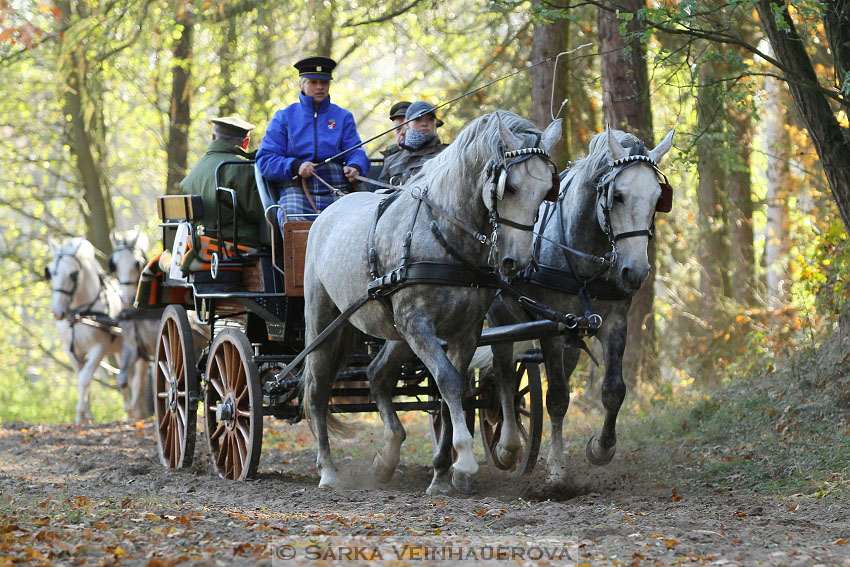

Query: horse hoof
[451,470,478,494]
[426,478,453,496]
[318,470,341,489]
[494,445,519,470]
[585,434,615,466]
[372,453,395,484]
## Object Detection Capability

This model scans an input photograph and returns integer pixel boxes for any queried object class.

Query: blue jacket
[256,93,370,181]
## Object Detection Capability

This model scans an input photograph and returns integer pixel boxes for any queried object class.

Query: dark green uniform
[179,139,263,247]
[378,136,448,186]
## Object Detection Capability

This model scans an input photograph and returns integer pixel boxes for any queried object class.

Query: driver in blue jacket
[256,56,370,223]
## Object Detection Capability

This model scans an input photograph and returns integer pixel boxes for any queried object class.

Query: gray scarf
[402,129,436,151]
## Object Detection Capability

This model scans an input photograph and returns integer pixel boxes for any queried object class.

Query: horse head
[46,237,99,320]
[109,229,149,309]
[480,111,563,276]
[593,127,674,294]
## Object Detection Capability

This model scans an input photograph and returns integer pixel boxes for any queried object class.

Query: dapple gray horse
[46,237,124,424]
[301,111,562,494]
[485,128,674,479]
[110,229,156,420]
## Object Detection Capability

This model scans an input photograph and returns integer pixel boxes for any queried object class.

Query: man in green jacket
[180,116,263,247]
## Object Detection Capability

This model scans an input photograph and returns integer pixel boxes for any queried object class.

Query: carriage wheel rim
[154,306,197,470]
[205,330,262,481]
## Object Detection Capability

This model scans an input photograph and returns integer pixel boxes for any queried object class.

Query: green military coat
[377,136,448,187]
[179,139,263,247]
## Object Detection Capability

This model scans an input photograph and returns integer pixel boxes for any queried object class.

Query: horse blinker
[656,182,673,213]
[43,266,51,280]
[544,171,560,202]
[108,257,116,273]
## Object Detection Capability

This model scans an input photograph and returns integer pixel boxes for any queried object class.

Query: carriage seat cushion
[134,251,191,309]
[172,223,257,277]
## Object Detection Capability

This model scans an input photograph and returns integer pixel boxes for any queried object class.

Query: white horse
[301,111,562,494]
[109,229,157,420]
[46,237,124,424]
[485,128,675,480]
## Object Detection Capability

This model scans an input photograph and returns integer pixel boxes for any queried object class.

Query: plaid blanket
[275,162,353,223]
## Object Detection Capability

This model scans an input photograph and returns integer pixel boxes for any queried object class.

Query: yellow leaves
[72,496,90,509]
[662,538,678,549]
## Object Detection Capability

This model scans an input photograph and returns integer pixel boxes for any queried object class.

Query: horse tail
[300,339,356,438]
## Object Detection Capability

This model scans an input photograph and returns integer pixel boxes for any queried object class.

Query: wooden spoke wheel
[479,360,543,476]
[204,329,263,481]
[153,305,198,469]
[428,377,475,460]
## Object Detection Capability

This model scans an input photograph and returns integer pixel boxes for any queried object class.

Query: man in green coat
[180,116,263,247]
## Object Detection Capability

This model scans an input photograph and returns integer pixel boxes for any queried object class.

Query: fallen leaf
[663,538,678,549]
[788,504,798,512]
[672,488,682,502]
[834,539,847,545]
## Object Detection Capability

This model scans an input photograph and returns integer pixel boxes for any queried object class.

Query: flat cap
[295,56,336,80]
[211,116,255,138]
[389,101,411,120]
[405,100,444,127]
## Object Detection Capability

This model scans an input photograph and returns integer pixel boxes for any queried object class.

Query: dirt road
[1,415,848,566]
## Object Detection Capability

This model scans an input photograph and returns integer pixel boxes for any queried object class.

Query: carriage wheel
[204,329,263,480]
[479,360,543,476]
[428,377,475,460]
[153,305,198,469]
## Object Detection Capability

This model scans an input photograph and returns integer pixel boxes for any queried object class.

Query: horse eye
[613,193,624,203]
[70,271,79,282]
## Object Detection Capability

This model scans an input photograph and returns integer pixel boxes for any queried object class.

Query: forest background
[0,0,847,422]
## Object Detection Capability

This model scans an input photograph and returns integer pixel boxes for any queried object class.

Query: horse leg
[586,323,627,466]
[543,337,580,480]
[303,318,357,489]
[368,340,413,483]
[130,358,149,420]
[118,340,135,418]
[409,323,477,495]
[75,343,106,425]
[444,332,480,494]
[490,341,522,469]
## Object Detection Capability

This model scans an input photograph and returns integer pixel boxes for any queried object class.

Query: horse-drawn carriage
[135,112,674,491]
[145,159,545,482]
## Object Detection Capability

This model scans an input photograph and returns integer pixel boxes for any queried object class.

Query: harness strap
[355,174,488,245]
[276,293,372,380]
[300,177,321,214]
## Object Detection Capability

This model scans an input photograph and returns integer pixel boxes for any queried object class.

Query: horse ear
[48,236,60,254]
[496,111,522,152]
[540,118,563,153]
[110,229,120,248]
[606,125,628,162]
[648,129,675,164]
[135,231,149,255]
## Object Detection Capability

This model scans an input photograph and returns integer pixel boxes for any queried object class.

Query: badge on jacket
[327,119,337,130]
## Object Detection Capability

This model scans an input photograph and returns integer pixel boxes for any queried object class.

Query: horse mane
[563,129,642,193]
[407,110,543,196]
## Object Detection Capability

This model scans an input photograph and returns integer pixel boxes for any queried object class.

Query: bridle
[483,137,560,266]
[596,144,673,248]
[46,253,83,298]
[109,243,146,287]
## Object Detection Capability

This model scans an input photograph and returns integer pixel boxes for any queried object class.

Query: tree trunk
[764,70,792,310]
[597,0,657,386]
[756,0,850,234]
[166,1,194,195]
[529,0,570,165]
[696,56,731,333]
[311,0,335,56]
[218,17,237,117]
[727,104,756,306]
[57,0,114,255]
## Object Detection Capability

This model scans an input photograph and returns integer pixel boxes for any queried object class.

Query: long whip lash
[294,43,593,177]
